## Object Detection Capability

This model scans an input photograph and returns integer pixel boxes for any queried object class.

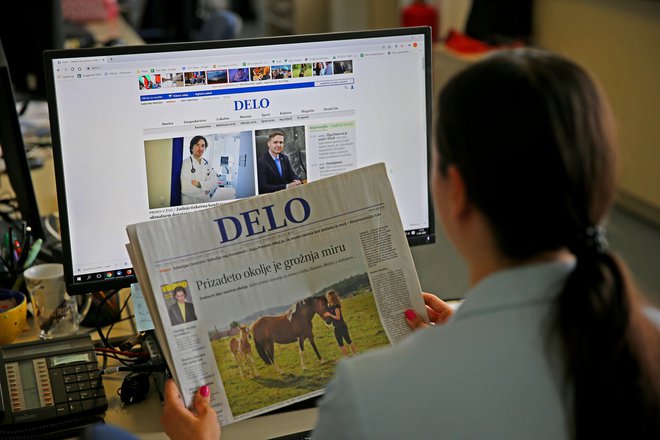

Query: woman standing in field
[324,290,358,357]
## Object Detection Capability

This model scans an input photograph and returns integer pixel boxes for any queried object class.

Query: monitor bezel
[44,27,435,295]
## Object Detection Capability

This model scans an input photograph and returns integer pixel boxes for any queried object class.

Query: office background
[0,1,657,438]
[214,0,660,307]
[3,0,658,308]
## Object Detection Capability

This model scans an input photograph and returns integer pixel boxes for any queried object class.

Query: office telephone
[0,333,107,438]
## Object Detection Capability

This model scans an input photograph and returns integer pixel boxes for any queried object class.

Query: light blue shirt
[313,261,577,439]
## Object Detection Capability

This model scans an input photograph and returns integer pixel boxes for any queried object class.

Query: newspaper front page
[126,163,426,425]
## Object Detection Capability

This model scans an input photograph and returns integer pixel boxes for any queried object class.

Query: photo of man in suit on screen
[256,130,303,194]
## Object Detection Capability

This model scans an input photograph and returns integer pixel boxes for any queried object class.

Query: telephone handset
[0,333,108,438]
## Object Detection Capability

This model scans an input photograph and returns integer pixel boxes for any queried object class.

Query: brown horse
[229,324,256,377]
[251,296,330,373]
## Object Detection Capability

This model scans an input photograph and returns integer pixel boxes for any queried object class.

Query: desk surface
[103,375,318,440]
[101,331,318,439]
[10,293,317,439]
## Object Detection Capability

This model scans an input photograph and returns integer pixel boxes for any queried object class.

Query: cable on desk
[117,372,151,406]
[102,360,167,374]
[94,289,121,348]
[103,291,132,346]
[95,347,149,358]
[43,212,61,242]
[93,289,133,371]
[95,350,138,368]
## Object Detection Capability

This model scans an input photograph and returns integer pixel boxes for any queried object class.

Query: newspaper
[126,163,426,425]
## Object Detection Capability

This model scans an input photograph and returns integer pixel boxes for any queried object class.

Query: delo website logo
[233,97,270,111]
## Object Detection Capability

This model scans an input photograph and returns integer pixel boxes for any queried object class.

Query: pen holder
[0,270,21,291]
[23,263,91,339]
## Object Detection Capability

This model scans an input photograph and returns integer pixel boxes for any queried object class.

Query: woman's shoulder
[320,324,567,439]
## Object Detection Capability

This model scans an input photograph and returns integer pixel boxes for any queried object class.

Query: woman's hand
[161,379,221,440]
[404,293,455,330]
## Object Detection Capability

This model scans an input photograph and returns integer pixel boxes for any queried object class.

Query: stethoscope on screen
[190,157,209,173]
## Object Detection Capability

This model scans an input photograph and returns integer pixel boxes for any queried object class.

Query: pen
[22,238,43,269]
[5,229,16,270]
[9,237,43,291]
[8,226,14,270]
[17,226,32,268]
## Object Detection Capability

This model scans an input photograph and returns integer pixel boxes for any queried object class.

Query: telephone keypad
[51,360,106,414]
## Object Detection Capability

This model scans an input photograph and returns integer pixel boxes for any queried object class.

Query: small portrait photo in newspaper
[163,281,198,326]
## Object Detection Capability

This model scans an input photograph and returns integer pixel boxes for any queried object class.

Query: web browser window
[45,28,433,293]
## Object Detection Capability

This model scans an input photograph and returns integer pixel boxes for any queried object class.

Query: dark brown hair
[436,49,660,438]
[189,135,207,153]
[173,286,187,298]
[268,130,285,141]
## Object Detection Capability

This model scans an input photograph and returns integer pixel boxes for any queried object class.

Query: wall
[533,0,660,223]
[329,0,399,31]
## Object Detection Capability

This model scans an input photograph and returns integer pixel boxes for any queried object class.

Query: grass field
[210,289,389,416]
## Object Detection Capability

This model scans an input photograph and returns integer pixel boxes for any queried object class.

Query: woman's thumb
[404,309,428,331]
[193,385,211,413]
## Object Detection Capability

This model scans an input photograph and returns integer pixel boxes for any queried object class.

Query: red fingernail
[404,309,417,320]
[200,385,210,397]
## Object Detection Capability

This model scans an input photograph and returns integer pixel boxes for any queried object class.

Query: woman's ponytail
[554,230,660,438]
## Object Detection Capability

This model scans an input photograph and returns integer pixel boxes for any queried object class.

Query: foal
[229,324,256,377]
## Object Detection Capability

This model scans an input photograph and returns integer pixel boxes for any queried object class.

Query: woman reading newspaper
[158,49,660,439]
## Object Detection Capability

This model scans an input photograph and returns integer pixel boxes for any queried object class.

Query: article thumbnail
[250,66,271,81]
[207,69,228,84]
[161,72,184,88]
[229,68,250,83]
[332,60,353,74]
[271,65,292,79]
[184,71,206,86]
[143,131,256,213]
[138,74,161,90]
[254,126,307,195]
[292,63,313,78]
[162,281,197,327]
[313,62,332,76]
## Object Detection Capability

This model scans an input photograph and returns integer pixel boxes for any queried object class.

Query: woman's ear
[445,164,470,222]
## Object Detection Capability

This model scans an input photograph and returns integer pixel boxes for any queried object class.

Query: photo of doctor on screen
[180,135,219,205]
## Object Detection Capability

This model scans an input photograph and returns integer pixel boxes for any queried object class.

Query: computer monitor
[44,27,434,295]
[0,40,45,242]
[0,1,64,102]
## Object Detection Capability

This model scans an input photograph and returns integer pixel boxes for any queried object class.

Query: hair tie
[583,225,609,254]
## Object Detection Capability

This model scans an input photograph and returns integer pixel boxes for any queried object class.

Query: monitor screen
[44,28,434,295]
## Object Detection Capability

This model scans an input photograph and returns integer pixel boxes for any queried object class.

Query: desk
[100,312,318,438]
[10,292,317,439]
[103,377,318,440]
